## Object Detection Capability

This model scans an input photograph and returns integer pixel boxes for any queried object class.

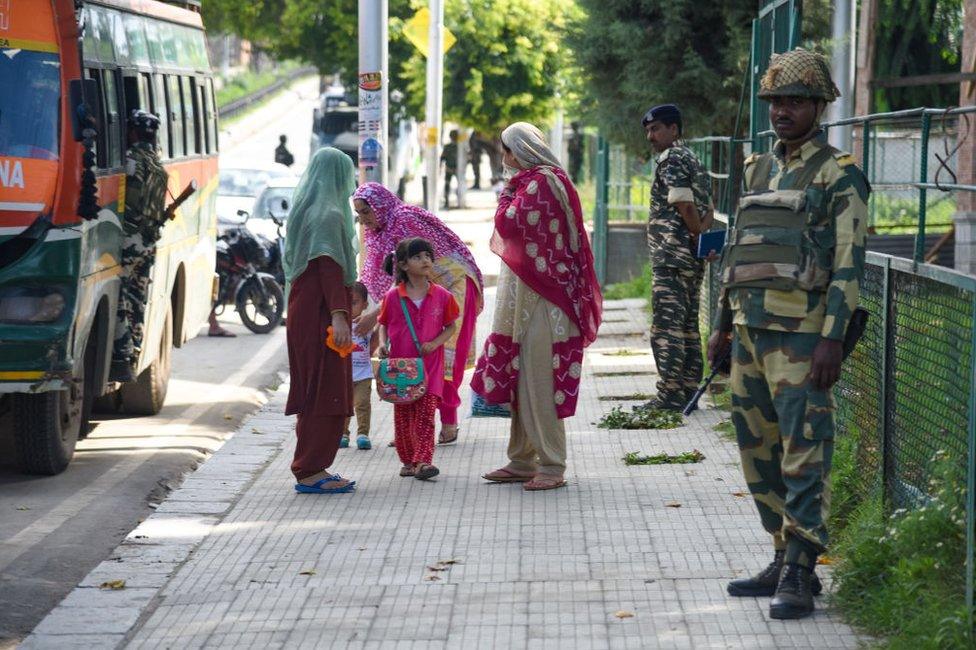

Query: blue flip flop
[294,474,356,494]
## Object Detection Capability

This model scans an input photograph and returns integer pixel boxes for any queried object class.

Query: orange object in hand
[326,326,361,357]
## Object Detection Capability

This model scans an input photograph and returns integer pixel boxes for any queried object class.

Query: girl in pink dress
[377,238,460,480]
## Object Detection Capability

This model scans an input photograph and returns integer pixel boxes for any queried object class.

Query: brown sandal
[482,467,534,483]
[438,425,459,445]
[415,464,440,480]
[523,475,566,491]
[399,464,415,477]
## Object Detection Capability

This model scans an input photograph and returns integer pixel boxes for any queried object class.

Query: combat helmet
[758,48,840,102]
[127,109,161,133]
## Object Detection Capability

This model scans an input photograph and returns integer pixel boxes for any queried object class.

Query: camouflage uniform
[112,142,168,372]
[715,131,870,569]
[647,144,711,408]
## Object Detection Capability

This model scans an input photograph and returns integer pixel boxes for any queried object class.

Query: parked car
[246,177,299,241]
[310,105,359,164]
[216,160,296,234]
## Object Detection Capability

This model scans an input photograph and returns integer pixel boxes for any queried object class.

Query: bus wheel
[11,331,96,475]
[120,307,172,416]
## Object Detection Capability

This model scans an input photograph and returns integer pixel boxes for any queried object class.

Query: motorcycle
[214,211,284,334]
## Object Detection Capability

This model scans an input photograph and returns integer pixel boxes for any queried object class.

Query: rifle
[683,348,730,416]
[163,179,198,221]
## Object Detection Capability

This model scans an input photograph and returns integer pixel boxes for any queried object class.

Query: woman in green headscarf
[283,147,359,494]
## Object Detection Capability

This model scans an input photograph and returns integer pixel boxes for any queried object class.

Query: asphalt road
[0,77,320,647]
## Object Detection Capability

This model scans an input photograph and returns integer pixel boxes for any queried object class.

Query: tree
[398,0,579,136]
[568,0,755,154]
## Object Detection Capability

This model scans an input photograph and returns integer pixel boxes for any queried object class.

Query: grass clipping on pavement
[623,450,705,465]
[598,406,683,430]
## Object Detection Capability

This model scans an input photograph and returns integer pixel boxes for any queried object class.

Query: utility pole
[424,0,445,212]
[828,0,856,150]
[358,0,389,186]
[456,128,468,209]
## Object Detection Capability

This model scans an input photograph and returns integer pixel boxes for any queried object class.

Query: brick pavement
[22,298,868,649]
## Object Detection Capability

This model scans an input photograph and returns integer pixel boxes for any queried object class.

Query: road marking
[0,331,286,574]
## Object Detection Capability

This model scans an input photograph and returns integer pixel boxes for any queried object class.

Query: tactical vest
[721,147,835,292]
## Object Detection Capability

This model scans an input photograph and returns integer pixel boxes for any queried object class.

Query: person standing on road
[440,129,460,210]
[642,103,714,412]
[567,121,584,184]
[708,48,869,619]
[274,134,295,167]
[353,182,483,446]
[282,147,359,494]
[110,110,169,382]
[474,122,603,491]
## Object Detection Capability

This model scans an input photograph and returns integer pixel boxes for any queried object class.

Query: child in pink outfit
[378,238,459,480]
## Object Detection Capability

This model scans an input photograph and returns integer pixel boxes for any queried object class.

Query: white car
[216,160,297,234]
[245,177,300,241]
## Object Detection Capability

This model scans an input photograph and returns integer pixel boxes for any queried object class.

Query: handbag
[375,296,428,404]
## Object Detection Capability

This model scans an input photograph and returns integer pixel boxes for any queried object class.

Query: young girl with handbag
[377,238,459,480]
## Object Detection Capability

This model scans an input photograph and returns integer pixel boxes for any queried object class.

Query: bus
[0,0,219,474]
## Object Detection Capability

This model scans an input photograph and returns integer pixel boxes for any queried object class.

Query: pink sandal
[482,467,534,483]
[523,475,566,491]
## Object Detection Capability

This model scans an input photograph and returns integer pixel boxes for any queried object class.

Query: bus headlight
[0,287,67,323]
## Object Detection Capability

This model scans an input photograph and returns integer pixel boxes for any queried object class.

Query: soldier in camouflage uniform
[707,48,870,619]
[642,104,714,411]
[110,109,169,382]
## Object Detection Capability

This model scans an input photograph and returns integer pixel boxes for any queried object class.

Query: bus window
[102,69,123,169]
[151,73,170,159]
[109,10,130,64]
[123,13,151,67]
[84,68,106,168]
[181,76,198,155]
[0,48,61,161]
[206,78,219,153]
[195,82,209,153]
[166,75,185,158]
[122,76,139,115]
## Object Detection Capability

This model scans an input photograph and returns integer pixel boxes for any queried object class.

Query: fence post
[880,257,895,507]
[593,135,610,285]
[915,113,932,263]
[968,298,976,634]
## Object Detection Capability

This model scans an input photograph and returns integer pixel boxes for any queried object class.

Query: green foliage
[568,0,755,154]
[598,393,654,402]
[399,0,579,134]
[622,449,704,465]
[873,0,964,111]
[870,194,956,233]
[830,451,972,648]
[602,263,652,300]
[598,406,683,430]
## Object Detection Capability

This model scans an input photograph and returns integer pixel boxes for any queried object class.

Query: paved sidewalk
[23,298,867,649]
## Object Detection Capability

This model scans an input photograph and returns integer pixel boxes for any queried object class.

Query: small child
[341,282,377,450]
[377,237,459,480]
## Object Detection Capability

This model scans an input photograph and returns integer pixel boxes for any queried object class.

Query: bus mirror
[69,79,99,142]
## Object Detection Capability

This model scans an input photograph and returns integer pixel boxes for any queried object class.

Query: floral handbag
[375,297,428,404]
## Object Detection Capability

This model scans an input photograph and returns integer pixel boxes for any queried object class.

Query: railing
[217,66,317,120]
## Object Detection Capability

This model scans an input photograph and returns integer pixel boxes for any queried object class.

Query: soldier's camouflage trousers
[651,266,704,407]
[112,239,156,367]
[731,325,833,569]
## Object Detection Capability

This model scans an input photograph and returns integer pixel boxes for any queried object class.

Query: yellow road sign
[403,8,456,58]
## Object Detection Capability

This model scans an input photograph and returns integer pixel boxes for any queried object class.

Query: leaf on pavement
[223,414,233,420]
[99,580,126,590]
[614,610,635,619]
[425,575,441,581]
[16,506,29,511]
[299,569,316,576]
[816,556,834,565]
[731,491,748,497]
[664,501,682,508]
[427,565,448,572]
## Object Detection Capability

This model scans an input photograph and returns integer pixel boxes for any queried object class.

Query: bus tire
[120,307,172,416]
[11,331,96,475]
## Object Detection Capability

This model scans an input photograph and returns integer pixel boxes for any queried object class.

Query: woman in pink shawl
[472,122,603,491]
[352,182,483,444]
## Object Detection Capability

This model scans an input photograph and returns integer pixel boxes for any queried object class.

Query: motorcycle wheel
[237,276,284,334]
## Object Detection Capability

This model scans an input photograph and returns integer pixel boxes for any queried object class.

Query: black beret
[641,104,682,127]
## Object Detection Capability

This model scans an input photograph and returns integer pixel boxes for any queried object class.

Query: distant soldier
[275,134,295,167]
[440,129,459,209]
[110,110,168,382]
[708,48,870,619]
[642,103,713,412]
[567,121,584,184]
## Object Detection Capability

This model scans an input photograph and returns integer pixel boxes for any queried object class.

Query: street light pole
[358,0,389,186]
[424,0,444,211]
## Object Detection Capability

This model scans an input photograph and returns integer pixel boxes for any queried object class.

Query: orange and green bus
[0,0,219,474]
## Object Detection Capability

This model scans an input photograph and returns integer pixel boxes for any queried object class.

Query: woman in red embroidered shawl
[472,122,603,491]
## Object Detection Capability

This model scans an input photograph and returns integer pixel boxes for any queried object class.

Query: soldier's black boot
[728,551,823,598]
[769,563,815,620]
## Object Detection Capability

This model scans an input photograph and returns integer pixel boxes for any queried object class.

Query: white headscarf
[501,122,562,170]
